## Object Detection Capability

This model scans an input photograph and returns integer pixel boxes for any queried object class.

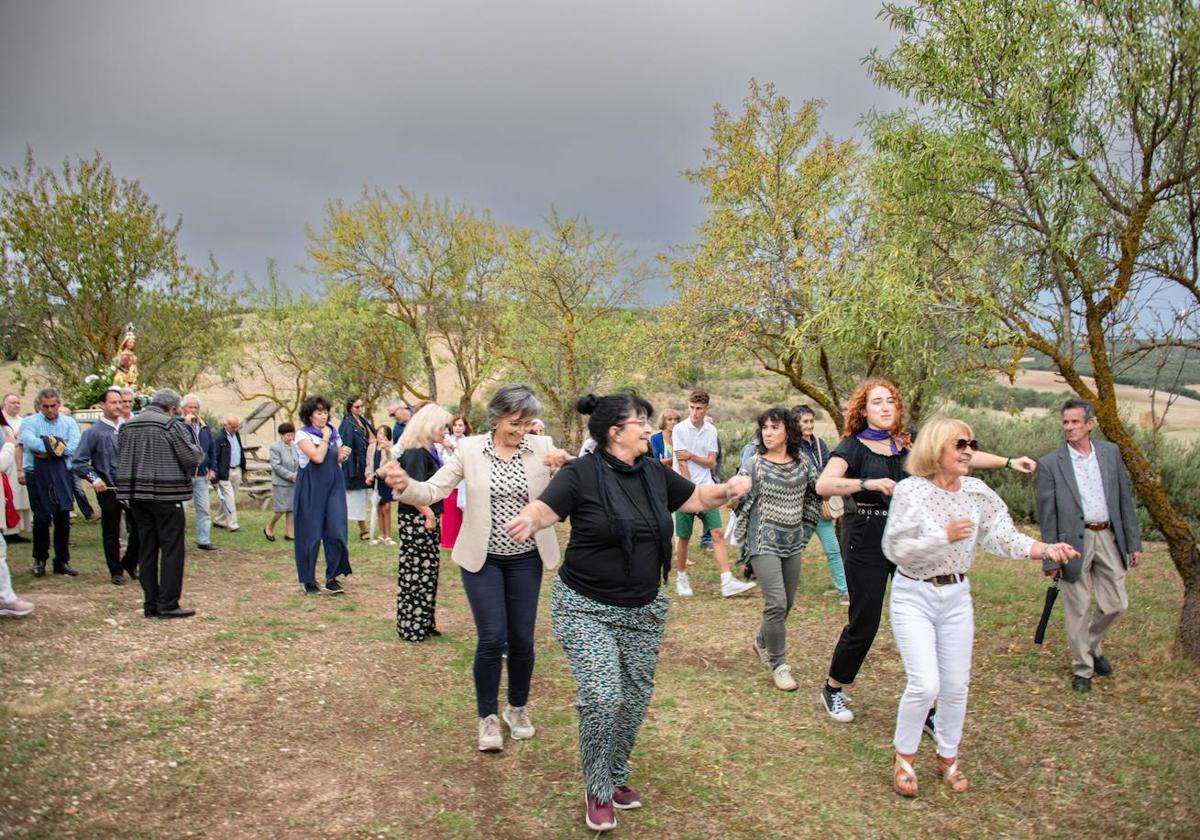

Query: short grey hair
[150,388,182,411]
[36,387,61,404]
[182,393,201,408]
[487,384,541,429]
[1061,397,1095,422]
[119,387,135,397]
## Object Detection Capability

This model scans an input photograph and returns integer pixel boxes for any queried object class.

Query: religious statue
[111,326,140,389]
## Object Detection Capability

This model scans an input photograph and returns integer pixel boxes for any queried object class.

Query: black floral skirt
[396,510,440,641]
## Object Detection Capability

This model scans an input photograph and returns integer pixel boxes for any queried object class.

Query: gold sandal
[936,755,968,793]
[893,753,918,797]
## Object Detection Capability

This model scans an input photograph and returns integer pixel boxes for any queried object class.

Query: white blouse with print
[882,476,1035,578]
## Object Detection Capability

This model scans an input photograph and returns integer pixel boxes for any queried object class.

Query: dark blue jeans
[460,550,543,718]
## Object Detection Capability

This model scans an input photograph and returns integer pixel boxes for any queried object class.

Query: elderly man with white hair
[1,393,32,540]
[213,414,245,532]
[180,394,219,551]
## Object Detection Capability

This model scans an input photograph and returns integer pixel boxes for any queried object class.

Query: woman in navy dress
[294,395,354,596]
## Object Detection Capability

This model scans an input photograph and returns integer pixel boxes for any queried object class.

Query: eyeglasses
[617,418,651,428]
[954,438,980,452]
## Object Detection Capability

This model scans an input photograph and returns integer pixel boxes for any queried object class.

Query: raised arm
[385,447,465,506]
[504,500,561,543]
[970,450,1036,473]
[678,475,751,514]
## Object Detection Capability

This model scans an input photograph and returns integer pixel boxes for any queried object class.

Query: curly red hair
[841,377,912,449]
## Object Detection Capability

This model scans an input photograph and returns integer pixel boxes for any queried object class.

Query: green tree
[867,0,1200,659]
[500,211,646,450]
[0,150,234,392]
[308,189,510,410]
[671,81,983,432]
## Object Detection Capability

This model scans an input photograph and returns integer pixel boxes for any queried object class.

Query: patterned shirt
[882,476,1035,578]
[1068,444,1109,524]
[735,456,820,558]
[485,435,536,555]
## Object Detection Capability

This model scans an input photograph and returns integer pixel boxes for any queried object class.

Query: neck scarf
[428,444,443,468]
[857,427,902,455]
[591,447,673,581]
[302,424,341,450]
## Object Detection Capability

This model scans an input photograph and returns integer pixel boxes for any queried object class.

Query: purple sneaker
[584,792,617,831]
[612,784,642,810]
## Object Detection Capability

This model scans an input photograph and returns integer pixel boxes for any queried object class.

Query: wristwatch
[859,478,867,491]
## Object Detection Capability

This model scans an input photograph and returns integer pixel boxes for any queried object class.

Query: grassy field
[1,508,1198,839]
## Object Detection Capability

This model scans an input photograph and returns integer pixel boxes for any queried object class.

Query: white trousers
[890,572,974,757]
[0,534,16,602]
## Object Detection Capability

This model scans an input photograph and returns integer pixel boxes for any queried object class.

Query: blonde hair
[399,404,453,449]
[905,418,973,479]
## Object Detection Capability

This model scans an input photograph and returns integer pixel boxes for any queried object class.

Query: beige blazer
[395,433,561,572]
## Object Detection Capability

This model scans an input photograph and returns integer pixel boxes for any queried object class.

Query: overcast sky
[0,0,903,302]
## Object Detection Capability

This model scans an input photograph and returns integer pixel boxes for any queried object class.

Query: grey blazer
[268,440,298,487]
[1036,440,1142,582]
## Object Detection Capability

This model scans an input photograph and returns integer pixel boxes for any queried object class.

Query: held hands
[945,518,975,543]
[1009,456,1037,474]
[725,475,752,502]
[423,513,437,531]
[543,448,571,469]
[865,477,897,496]
[381,463,409,493]
[505,513,537,544]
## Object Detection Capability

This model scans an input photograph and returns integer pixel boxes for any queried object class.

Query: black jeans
[97,490,138,577]
[460,550,543,717]
[130,500,187,613]
[828,538,895,686]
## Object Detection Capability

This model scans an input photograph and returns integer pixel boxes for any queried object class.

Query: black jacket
[339,414,374,491]
[214,430,247,480]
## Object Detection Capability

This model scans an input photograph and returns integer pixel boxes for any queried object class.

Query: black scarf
[591,447,673,582]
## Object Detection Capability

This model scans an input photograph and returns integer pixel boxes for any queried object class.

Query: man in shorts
[671,390,755,598]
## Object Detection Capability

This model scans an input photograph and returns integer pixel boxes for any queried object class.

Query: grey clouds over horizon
[0,0,904,302]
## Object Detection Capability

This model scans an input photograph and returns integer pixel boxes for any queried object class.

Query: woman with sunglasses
[882,418,1076,796]
[814,378,1036,724]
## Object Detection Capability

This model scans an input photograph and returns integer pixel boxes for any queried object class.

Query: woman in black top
[338,395,375,541]
[505,392,751,833]
[394,404,453,641]
[814,377,1036,723]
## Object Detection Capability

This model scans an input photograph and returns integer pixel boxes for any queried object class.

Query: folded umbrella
[1034,571,1061,645]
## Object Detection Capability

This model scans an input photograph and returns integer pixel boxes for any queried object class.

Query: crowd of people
[0,377,1144,831]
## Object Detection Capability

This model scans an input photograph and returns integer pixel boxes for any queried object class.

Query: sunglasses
[954,438,980,452]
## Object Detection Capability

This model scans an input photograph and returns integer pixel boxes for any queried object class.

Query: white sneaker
[772,663,798,692]
[675,573,693,597]
[478,714,503,752]
[502,704,535,739]
[0,598,34,618]
[721,578,756,598]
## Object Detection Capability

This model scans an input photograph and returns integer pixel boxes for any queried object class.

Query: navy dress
[294,430,353,585]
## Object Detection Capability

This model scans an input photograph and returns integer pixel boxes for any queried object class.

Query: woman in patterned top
[882,418,1076,797]
[385,385,570,753]
[394,404,453,641]
[505,392,752,833]
[814,377,1037,724]
[732,408,821,692]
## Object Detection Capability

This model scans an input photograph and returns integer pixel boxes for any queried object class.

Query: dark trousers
[460,550,543,718]
[29,470,71,568]
[97,490,138,577]
[130,500,187,613]
[73,477,95,520]
[828,543,895,685]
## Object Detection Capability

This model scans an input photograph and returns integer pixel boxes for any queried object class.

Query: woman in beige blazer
[387,384,569,753]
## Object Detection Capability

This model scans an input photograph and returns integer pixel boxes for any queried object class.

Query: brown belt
[1084,522,1110,531]
[898,570,967,587]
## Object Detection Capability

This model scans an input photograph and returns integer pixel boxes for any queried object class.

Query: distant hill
[1022,346,1200,401]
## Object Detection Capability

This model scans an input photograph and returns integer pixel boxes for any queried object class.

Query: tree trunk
[419,340,438,402]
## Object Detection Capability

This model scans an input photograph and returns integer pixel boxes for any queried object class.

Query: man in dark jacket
[181,394,219,551]
[1036,397,1143,693]
[213,415,245,532]
[74,388,139,585]
[117,389,203,619]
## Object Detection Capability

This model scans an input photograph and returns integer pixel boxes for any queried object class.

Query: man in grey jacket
[1036,398,1143,693]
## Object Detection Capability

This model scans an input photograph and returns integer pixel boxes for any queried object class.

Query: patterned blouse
[882,476,1035,578]
[484,435,536,556]
[734,456,821,558]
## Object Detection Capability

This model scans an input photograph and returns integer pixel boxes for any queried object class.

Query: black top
[397,447,444,516]
[540,456,695,607]
[829,435,909,555]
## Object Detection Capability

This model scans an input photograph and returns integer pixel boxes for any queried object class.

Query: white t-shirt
[295,429,324,469]
[672,420,719,486]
